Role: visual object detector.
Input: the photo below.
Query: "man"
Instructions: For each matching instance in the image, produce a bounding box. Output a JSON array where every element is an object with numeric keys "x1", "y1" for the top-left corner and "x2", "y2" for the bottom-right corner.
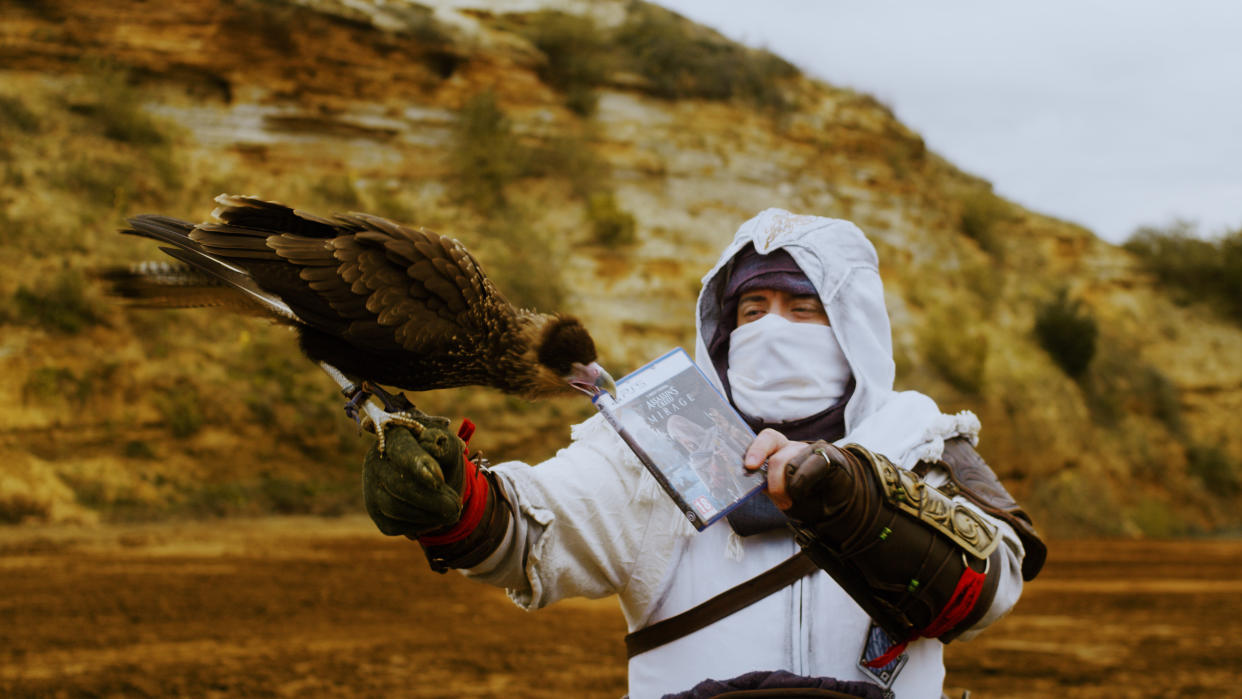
[{"x1": 363, "y1": 210, "x2": 1045, "y2": 698}]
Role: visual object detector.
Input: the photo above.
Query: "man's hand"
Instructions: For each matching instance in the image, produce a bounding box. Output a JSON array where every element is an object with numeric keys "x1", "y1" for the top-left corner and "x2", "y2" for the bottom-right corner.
[
  {"x1": 744, "y1": 430, "x2": 856, "y2": 515},
  {"x1": 743, "y1": 428, "x2": 815, "y2": 510},
  {"x1": 363, "y1": 423, "x2": 467, "y2": 538}
]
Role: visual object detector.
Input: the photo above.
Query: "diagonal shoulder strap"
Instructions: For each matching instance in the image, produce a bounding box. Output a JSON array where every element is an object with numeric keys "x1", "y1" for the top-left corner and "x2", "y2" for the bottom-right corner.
[{"x1": 625, "y1": 551, "x2": 820, "y2": 659}]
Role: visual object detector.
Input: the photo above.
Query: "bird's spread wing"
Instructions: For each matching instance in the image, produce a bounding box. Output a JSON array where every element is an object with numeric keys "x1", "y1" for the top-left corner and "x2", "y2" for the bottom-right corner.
[{"x1": 198, "y1": 196, "x2": 515, "y2": 355}]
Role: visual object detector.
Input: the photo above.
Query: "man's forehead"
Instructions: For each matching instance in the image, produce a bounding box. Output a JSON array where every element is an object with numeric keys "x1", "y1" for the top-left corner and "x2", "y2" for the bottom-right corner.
[{"x1": 739, "y1": 289, "x2": 821, "y2": 301}]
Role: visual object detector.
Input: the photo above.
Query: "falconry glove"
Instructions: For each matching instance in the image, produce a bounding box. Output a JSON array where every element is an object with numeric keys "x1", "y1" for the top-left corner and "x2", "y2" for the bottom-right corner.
[
  {"x1": 362, "y1": 420, "x2": 512, "y2": 573},
  {"x1": 363, "y1": 423, "x2": 465, "y2": 537},
  {"x1": 783, "y1": 441, "x2": 1011, "y2": 665}
]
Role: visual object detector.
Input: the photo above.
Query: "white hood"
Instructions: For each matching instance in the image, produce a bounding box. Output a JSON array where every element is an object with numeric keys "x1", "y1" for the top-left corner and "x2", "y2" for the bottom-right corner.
[{"x1": 694, "y1": 209, "x2": 978, "y2": 464}]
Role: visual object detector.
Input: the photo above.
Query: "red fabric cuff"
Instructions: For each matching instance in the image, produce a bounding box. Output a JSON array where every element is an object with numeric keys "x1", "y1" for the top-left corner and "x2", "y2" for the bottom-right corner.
[
  {"x1": 922, "y1": 565, "x2": 986, "y2": 638},
  {"x1": 418, "y1": 419, "x2": 488, "y2": 547},
  {"x1": 865, "y1": 565, "x2": 986, "y2": 669}
]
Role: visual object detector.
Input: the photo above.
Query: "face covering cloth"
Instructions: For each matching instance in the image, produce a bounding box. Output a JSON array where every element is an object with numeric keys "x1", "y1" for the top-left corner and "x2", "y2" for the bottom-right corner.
[{"x1": 727, "y1": 313, "x2": 852, "y2": 423}]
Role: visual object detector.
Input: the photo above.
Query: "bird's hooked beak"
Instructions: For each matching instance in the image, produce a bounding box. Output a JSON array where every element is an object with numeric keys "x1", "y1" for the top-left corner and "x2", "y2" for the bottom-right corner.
[{"x1": 568, "y1": 361, "x2": 617, "y2": 399}]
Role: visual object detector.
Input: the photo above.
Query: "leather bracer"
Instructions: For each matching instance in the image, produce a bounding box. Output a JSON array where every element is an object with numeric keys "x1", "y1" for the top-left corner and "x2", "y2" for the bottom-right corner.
[{"x1": 784, "y1": 442, "x2": 1004, "y2": 646}]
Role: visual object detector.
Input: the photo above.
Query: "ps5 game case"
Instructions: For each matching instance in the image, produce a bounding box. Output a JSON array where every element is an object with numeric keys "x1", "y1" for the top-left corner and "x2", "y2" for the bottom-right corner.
[{"x1": 593, "y1": 348, "x2": 766, "y2": 530}]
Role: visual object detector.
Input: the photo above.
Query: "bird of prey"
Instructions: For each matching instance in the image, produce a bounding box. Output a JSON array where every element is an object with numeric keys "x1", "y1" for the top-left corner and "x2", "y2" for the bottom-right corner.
[{"x1": 103, "y1": 194, "x2": 615, "y2": 451}]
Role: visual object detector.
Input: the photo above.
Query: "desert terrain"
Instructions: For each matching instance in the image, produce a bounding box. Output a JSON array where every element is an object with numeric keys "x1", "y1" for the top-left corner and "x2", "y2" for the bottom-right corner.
[{"x1": 3, "y1": 517, "x2": 1239, "y2": 698}]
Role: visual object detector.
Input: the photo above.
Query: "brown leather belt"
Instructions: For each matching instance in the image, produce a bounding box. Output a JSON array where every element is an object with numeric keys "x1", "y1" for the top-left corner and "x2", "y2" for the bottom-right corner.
[{"x1": 624, "y1": 552, "x2": 820, "y2": 659}]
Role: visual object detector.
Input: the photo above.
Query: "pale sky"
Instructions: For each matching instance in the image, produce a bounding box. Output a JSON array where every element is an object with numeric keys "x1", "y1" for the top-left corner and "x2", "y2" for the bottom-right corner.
[{"x1": 653, "y1": 0, "x2": 1242, "y2": 244}]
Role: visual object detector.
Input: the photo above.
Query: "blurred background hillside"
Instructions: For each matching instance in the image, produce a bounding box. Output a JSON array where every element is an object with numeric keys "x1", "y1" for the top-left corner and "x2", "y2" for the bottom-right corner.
[{"x1": 1, "y1": 0, "x2": 1240, "y2": 537}]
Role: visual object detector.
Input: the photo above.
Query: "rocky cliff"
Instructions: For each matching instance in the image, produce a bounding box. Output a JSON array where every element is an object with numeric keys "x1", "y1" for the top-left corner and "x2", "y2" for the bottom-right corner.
[{"x1": 2, "y1": 0, "x2": 1239, "y2": 536}]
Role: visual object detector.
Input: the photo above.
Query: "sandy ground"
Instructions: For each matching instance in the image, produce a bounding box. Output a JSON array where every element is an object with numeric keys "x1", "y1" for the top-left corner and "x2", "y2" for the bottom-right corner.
[{"x1": 3, "y1": 517, "x2": 1240, "y2": 698}]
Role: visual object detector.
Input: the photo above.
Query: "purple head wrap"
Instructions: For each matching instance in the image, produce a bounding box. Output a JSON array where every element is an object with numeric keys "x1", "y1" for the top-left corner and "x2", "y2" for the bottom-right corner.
[{"x1": 721, "y1": 245, "x2": 817, "y2": 301}]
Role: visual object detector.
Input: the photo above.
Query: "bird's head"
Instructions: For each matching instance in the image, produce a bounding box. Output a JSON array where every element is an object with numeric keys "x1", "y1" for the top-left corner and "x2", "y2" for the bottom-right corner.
[{"x1": 535, "y1": 316, "x2": 616, "y2": 399}]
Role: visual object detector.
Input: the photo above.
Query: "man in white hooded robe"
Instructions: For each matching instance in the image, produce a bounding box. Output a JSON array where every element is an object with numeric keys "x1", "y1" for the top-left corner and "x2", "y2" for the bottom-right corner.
[{"x1": 361, "y1": 211, "x2": 1045, "y2": 699}]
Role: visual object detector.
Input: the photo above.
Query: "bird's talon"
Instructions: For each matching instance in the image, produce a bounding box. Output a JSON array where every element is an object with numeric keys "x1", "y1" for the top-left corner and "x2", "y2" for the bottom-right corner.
[{"x1": 384, "y1": 413, "x2": 428, "y2": 437}]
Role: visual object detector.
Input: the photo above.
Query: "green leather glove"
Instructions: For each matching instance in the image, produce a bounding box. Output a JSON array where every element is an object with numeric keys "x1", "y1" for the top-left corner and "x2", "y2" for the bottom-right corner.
[{"x1": 363, "y1": 424, "x2": 466, "y2": 538}]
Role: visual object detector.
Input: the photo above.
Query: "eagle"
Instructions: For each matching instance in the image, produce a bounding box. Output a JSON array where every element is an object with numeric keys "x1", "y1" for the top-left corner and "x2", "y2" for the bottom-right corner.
[{"x1": 103, "y1": 195, "x2": 615, "y2": 451}]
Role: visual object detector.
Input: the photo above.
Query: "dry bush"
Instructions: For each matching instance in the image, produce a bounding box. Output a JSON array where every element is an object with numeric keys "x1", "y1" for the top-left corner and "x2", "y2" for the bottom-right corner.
[
  {"x1": 8, "y1": 270, "x2": 105, "y2": 334},
  {"x1": 173, "y1": 474, "x2": 357, "y2": 519},
  {"x1": 20, "y1": 364, "x2": 117, "y2": 407},
  {"x1": 920, "y1": 309, "x2": 988, "y2": 395},
  {"x1": 586, "y1": 192, "x2": 636, "y2": 247},
  {"x1": 957, "y1": 190, "x2": 1008, "y2": 257},
  {"x1": 1127, "y1": 496, "x2": 1193, "y2": 537},
  {"x1": 1081, "y1": 346, "x2": 1183, "y2": 433},
  {"x1": 1027, "y1": 470, "x2": 1126, "y2": 537},
  {"x1": 0, "y1": 492, "x2": 52, "y2": 525}
]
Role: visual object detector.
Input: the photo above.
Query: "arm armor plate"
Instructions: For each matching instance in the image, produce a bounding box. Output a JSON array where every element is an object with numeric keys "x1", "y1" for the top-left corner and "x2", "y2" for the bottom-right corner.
[
  {"x1": 784, "y1": 441, "x2": 1005, "y2": 644},
  {"x1": 916, "y1": 438, "x2": 1046, "y2": 582}
]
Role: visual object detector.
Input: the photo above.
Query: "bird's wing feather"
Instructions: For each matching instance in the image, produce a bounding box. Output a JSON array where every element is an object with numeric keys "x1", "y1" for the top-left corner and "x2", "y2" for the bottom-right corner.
[
  {"x1": 128, "y1": 196, "x2": 516, "y2": 360},
  {"x1": 198, "y1": 200, "x2": 514, "y2": 355},
  {"x1": 211, "y1": 195, "x2": 347, "y2": 238},
  {"x1": 321, "y1": 215, "x2": 515, "y2": 352}
]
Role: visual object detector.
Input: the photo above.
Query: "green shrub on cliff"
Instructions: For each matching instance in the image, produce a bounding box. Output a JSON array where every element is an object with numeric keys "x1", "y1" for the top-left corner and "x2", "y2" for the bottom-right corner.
[
  {"x1": 470, "y1": 215, "x2": 566, "y2": 314},
  {"x1": 921, "y1": 309, "x2": 988, "y2": 395},
  {"x1": 587, "y1": 192, "x2": 636, "y2": 247},
  {"x1": 512, "y1": 6, "x2": 797, "y2": 113},
  {"x1": 72, "y1": 59, "x2": 173, "y2": 147},
  {"x1": 9, "y1": 270, "x2": 103, "y2": 334},
  {"x1": 518, "y1": 11, "x2": 610, "y2": 116},
  {"x1": 0, "y1": 94, "x2": 40, "y2": 134},
  {"x1": 1187, "y1": 443, "x2": 1240, "y2": 497},
  {"x1": 450, "y1": 91, "x2": 523, "y2": 211},
  {"x1": 615, "y1": 4, "x2": 795, "y2": 110},
  {"x1": 958, "y1": 190, "x2": 1007, "y2": 257},
  {"x1": 1124, "y1": 221, "x2": 1242, "y2": 324},
  {"x1": 1034, "y1": 288, "x2": 1097, "y2": 379}
]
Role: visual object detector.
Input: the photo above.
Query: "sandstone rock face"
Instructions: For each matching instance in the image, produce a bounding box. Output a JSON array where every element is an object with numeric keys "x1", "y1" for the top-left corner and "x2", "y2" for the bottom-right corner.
[{"x1": 1, "y1": 0, "x2": 1238, "y2": 535}]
